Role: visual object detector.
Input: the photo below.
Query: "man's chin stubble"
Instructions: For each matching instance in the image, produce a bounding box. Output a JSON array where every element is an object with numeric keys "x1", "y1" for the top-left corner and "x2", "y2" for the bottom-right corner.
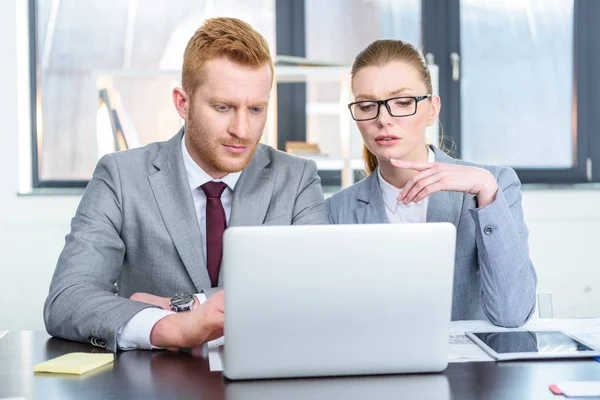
[{"x1": 214, "y1": 154, "x2": 254, "y2": 173}]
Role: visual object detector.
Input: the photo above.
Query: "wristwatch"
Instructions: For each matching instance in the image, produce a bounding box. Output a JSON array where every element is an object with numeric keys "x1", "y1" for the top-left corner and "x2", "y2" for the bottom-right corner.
[{"x1": 169, "y1": 293, "x2": 195, "y2": 312}]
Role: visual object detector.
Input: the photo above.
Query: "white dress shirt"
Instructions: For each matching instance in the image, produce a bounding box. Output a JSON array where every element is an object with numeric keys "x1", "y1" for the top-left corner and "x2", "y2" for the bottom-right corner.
[
  {"x1": 118, "y1": 135, "x2": 241, "y2": 350},
  {"x1": 378, "y1": 148, "x2": 435, "y2": 224}
]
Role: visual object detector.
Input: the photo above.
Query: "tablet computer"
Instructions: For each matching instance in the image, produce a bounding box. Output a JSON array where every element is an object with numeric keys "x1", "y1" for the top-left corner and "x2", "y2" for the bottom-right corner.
[{"x1": 465, "y1": 330, "x2": 600, "y2": 361}]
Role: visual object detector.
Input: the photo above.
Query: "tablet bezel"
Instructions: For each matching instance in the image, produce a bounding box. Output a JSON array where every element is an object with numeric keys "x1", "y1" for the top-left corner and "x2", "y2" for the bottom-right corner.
[{"x1": 465, "y1": 330, "x2": 600, "y2": 361}]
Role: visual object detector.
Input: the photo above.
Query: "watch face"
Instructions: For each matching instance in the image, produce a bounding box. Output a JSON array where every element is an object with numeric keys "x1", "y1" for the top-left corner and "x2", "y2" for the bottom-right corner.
[{"x1": 171, "y1": 293, "x2": 194, "y2": 306}]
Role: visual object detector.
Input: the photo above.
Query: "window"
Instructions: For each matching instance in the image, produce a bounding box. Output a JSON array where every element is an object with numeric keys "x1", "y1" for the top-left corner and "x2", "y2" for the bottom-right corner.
[
  {"x1": 424, "y1": 0, "x2": 600, "y2": 183},
  {"x1": 32, "y1": 0, "x2": 275, "y2": 186},
  {"x1": 31, "y1": 0, "x2": 600, "y2": 187},
  {"x1": 460, "y1": 0, "x2": 574, "y2": 168}
]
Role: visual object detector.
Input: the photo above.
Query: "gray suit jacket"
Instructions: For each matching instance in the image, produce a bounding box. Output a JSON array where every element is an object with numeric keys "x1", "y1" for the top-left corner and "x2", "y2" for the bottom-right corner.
[
  {"x1": 44, "y1": 129, "x2": 329, "y2": 351},
  {"x1": 327, "y1": 146, "x2": 537, "y2": 327}
]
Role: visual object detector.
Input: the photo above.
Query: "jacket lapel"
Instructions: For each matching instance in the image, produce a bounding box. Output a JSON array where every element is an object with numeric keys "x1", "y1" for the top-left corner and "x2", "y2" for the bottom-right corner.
[
  {"x1": 355, "y1": 171, "x2": 388, "y2": 224},
  {"x1": 219, "y1": 145, "x2": 273, "y2": 283},
  {"x1": 148, "y1": 129, "x2": 210, "y2": 291},
  {"x1": 229, "y1": 144, "x2": 274, "y2": 227},
  {"x1": 426, "y1": 146, "x2": 465, "y2": 227}
]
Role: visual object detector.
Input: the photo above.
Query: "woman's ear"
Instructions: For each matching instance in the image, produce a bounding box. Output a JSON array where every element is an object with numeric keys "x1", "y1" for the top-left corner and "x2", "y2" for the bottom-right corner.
[{"x1": 427, "y1": 95, "x2": 441, "y2": 127}]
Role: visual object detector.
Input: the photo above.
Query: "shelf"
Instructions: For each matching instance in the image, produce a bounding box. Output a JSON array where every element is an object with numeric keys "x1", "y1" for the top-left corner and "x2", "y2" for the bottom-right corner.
[
  {"x1": 296, "y1": 155, "x2": 365, "y2": 171},
  {"x1": 273, "y1": 65, "x2": 350, "y2": 82},
  {"x1": 92, "y1": 65, "x2": 350, "y2": 82},
  {"x1": 93, "y1": 62, "x2": 358, "y2": 187}
]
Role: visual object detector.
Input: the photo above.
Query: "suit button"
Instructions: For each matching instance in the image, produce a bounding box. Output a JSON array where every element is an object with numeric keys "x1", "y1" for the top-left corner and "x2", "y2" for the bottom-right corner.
[
  {"x1": 484, "y1": 226, "x2": 493, "y2": 235},
  {"x1": 90, "y1": 337, "x2": 106, "y2": 348}
]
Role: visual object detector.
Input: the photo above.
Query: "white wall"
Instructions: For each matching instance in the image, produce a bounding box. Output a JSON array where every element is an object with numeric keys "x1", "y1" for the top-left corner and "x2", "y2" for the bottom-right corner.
[
  {"x1": 1, "y1": 0, "x2": 599, "y2": 331},
  {"x1": 0, "y1": 0, "x2": 80, "y2": 330},
  {"x1": 524, "y1": 190, "x2": 600, "y2": 318}
]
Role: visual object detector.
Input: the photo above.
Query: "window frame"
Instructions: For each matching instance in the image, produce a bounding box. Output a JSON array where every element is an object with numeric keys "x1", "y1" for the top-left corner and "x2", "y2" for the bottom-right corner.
[
  {"x1": 275, "y1": 0, "x2": 308, "y2": 151},
  {"x1": 29, "y1": 0, "x2": 600, "y2": 187},
  {"x1": 29, "y1": 0, "x2": 297, "y2": 189},
  {"x1": 29, "y1": 0, "x2": 89, "y2": 188},
  {"x1": 423, "y1": 0, "x2": 599, "y2": 184}
]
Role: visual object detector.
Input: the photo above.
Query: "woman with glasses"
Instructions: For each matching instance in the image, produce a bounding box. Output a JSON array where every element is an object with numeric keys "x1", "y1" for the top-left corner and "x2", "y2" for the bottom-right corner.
[{"x1": 327, "y1": 39, "x2": 536, "y2": 328}]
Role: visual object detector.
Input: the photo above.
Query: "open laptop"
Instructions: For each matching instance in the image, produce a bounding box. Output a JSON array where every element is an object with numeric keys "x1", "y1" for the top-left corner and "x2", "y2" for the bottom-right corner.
[{"x1": 222, "y1": 223, "x2": 456, "y2": 380}]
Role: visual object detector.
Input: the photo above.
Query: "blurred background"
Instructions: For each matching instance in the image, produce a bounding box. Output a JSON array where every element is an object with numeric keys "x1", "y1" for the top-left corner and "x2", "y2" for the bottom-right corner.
[{"x1": 1, "y1": 0, "x2": 600, "y2": 330}]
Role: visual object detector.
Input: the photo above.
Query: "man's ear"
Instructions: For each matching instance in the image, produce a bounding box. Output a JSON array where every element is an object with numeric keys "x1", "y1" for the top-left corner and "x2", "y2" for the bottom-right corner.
[{"x1": 173, "y1": 87, "x2": 189, "y2": 120}]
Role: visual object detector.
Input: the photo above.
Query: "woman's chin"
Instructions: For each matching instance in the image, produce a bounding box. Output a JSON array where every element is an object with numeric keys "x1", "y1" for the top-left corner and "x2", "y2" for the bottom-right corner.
[{"x1": 375, "y1": 149, "x2": 408, "y2": 162}]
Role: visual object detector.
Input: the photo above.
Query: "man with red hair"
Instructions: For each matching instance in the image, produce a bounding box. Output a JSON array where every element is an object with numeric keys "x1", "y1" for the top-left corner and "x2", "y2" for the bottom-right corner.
[{"x1": 44, "y1": 17, "x2": 328, "y2": 351}]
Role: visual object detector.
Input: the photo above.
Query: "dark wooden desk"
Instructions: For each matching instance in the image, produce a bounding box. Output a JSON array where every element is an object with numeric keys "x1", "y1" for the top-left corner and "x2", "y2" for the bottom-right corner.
[{"x1": 1, "y1": 331, "x2": 600, "y2": 399}]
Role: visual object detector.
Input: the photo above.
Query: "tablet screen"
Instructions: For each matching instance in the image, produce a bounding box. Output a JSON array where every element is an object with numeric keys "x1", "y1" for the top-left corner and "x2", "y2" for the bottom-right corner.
[{"x1": 471, "y1": 331, "x2": 594, "y2": 354}]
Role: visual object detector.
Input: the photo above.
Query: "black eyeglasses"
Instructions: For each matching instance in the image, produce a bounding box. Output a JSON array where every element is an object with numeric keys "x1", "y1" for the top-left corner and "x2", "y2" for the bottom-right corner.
[{"x1": 348, "y1": 95, "x2": 432, "y2": 121}]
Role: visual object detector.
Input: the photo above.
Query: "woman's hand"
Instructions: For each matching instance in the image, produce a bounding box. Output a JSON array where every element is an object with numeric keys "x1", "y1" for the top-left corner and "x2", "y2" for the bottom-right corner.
[{"x1": 390, "y1": 159, "x2": 499, "y2": 207}]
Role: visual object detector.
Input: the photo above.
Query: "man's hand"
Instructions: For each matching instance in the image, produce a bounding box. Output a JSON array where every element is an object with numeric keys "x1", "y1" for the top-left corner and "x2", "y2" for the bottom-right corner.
[
  {"x1": 179, "y1": 291, "x2": 224, "y2": 344},
  {"x1": 149, "y1": 291, "x2": 224, "y2": 348}
]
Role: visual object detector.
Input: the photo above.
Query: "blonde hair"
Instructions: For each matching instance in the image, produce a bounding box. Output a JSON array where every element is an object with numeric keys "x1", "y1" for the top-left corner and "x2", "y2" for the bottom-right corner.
[
  {"x1": 351, "y1": 39, "x2": 433, "y2": 175},
  {"x1": 182, "y1": 17, "x2": 274, "y2": 97}
]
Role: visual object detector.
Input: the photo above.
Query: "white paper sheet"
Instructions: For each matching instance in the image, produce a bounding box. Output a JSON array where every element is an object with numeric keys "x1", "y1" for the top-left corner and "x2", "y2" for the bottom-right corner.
[
  {"x1": 448, "y1": 320, "x2": 496, "y2": 363},
  {"x1": 207, "y1": 318, "x2": 600, "y2": 371},
  {"x1": 525, "y1": 318, "x2": 600, "y2": 348},
  {"x1": 449, "y1": 318, "x2": 600, "y2": 363},
  {"x1": 208, "y1": 336, "x2": 225, "y2": 372},
  {"x1": 555, "y1": 381, "x2": 600, "y2": 397}
]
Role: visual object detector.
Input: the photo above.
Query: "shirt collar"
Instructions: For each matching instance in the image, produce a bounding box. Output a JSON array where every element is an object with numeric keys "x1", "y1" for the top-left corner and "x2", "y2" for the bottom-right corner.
[
  {"x1": 181, "y1": 134, "x2": 242, "y2": 191},
  {"x1": 378, "y1": 147, "x2": 435, "y2": 212}
]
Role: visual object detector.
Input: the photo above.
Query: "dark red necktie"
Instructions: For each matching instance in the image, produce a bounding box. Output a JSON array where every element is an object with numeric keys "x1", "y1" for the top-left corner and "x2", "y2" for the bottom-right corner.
[{"x1": 201, "y1": 181, "x2": 228, "y2": 287}]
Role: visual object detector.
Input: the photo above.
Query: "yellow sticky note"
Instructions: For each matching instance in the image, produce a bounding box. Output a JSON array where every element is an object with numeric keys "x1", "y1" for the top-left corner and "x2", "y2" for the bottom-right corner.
[{"x1": 34, "y1": 352, "x2": 114, "y2": 375}]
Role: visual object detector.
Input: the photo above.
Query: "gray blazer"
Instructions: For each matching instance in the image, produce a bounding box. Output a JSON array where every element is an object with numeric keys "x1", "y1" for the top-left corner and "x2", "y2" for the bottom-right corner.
[
  {"x1": 327, "y1": 146, "x2": 537, "y2": 327},
  {"x1": 44, "y1": 129, "x2": 329, "y2": 351}
]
